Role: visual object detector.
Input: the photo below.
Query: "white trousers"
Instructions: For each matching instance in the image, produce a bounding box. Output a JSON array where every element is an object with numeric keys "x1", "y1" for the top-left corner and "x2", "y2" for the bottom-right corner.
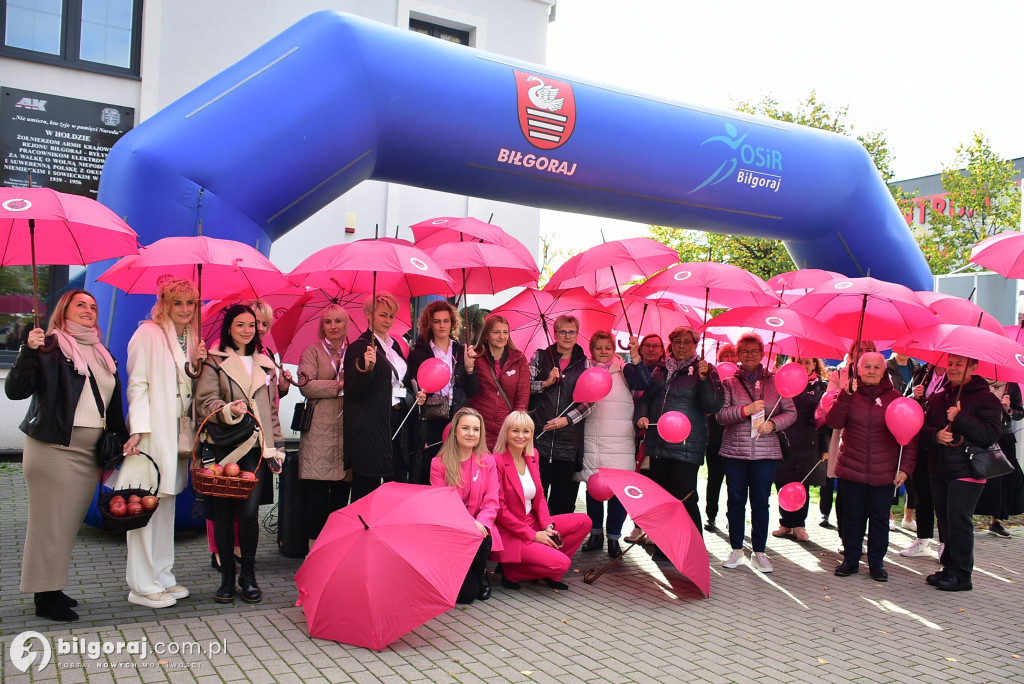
[{"x1": 126, "y1": 495, "x2": 177, "y2": 595}]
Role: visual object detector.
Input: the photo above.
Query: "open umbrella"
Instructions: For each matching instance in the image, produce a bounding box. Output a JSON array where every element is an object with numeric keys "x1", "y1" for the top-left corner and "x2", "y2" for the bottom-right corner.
[
  {"x1": 410, "y1": 215, "x2": 537, "y2": 268},
  {"x1": 627, "y1": 262, "x2": 781, "y2": 311},
  {"x1": 490, "y1": 287, "x2": 614, "y2": 356},
  {"x1": 294, "y1": 482, "x2": 482, "y2": 651},
  {"x1": 767, "y1": 268, "x2": 844, "y2": 303},
  {"x1": 969, "y1": 231, "x2": 1024, "y2": 277},
  {"x1": 701, "y1": 305, "x2": 849, "y2": 360},
  {"x1": 915, "y1": 291, "x2": 1006, "y2": 337},
  {"x1": 889, "y1": 324, "x2": 1024, "y2": 383},
  {"x1": 601, "y1": 294, "x2": 704, "y2": 350},
  {"x1": 0, "y1": 187, "x2": 138, "y2": 327},
  {"x1": 588, "y1": 469, "x2": 710, "y2": 598}
]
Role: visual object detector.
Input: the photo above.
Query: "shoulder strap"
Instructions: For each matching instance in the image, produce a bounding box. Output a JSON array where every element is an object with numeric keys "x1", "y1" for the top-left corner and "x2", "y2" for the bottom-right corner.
[
  {"x1": 87, "y1": 373, "x2": 110, "y2": 429},
  {"x1": 488, "y1": 358, "x2": 513, "y2": 411}
]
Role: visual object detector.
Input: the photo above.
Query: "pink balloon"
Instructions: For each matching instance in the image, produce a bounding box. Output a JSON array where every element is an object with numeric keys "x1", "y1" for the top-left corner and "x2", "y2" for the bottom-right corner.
[
  {"x1": 573, "y1": 367, "x2": 614, "y2": 403},
  {"x1": 885, "y1": 396, "x2": 925, "y2": 446},
  {"x1": 417, "y1": 357, "x2": 450, "y2": 394},
  {"x1": 657, "y1": 410, "x2": 691, "y2": 443},
  {"x1": 778, "y1": 482, "x2": 807, "y2": 512},
  {"x1": 716, "y1": 361, "x2": 738, "y2": 381},
  {"x1": 774, "y1": 362, "x2": 809, "y2": 398},
  {"x1": 587, "y1": 473, "x2": 614, "y2": 502}
]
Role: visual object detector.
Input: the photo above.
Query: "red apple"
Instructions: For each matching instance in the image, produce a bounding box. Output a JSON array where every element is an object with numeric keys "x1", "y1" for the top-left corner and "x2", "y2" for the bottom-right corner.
[
  {"x1": 127, "y1": 502, "x2": 143, "y2": 516},
  {"x1": 209, "y1": 463, "x2": 224, "y2": 477},
  {"x1": 239, "y1": 471, "x2": 257, "y2": 481},
  {"x1": 109, "y1": 501, "x2": 127, "y2": 517},
  {"x1": 197, "y1": 467, "x2": 215, "y2": 477},
  {"x1": 128, "y1": 494, "x2": 143, "y2": 505},
  {"x1": 223, "y1": 463, "x2": 241, "y2": 477},
  {"x1": 141, "y1": 495, "x2": 158, "y2": 511},
  {"x1": 109, "y1": 495, "x2": 126, "y2": 508}
]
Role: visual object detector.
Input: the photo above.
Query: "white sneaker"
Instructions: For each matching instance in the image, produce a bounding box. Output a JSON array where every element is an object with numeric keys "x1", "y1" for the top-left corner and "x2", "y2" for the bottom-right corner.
[
  {"x1": 901, "y1": 519, "x2": 918, "y2": 532},
  {"x1": 900, "y1": 539, "x2": 930, "y2": 557},
  {"x1": 752, "y1": 552, "x2": 774, "y2": 573},
  {"x1": 889, "y1": 519, "x2": 897, "y2": 531},
  {"x1": 128, "y1": 591, "x2": 176, "y2": 609},
  {"x1": 722, "y1": 549, "x2": 746, "y2": 568},
  {"x1": 163, "y1": 584, "x2": 190, "y2": 600},
  {"x1": 937, "y1": 543, "x2": 945, "y2": 563}
]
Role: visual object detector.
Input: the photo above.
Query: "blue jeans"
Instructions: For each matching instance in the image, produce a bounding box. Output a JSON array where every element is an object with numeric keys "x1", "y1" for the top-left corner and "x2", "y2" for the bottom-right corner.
[
  {"x1": 585, "y1": 493, "x2": 627, "y2": 539},
  {"x1": 722, "y1": 457, "x2": 779, "y2": 552}
]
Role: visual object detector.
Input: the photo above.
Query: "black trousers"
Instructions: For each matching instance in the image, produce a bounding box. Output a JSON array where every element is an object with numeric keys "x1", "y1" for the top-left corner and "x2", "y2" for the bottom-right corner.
[
  {"x1": 912, "y1": 452, "x2": 936, "y2": 540},
  {"x1": 819, "y1": 477, "x2": 835, "y2": 517},
  {"x1": 705, "y1": 450, "x2": 725, "y2": 522},
  {"x1": 538, "y1": 456, "x2": 580, "y2": 515},
  {"x1": 213, "y1": 451, "x2": 267, "y2": 562},
  {"x1": 350, "y1": 472, "x2": 394, "y2": 503},
  {"x1": 932, "y1": 477, "x2": 985, "y2": 580},
  {"x1": 301, "y1": 479, "x2": 350, "y2": 539},
  {"x1": 457, "y1": 535, "x2": 492, "y2": 604},
  {"x1": 839, "y1": 479, "x2": 891, "y2": 569},
  {"x1": 650, "y1": 458, "x2": 701, "y2": 533}
]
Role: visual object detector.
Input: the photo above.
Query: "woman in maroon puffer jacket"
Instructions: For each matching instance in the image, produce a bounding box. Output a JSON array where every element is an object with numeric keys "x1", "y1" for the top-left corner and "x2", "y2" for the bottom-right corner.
[
  {"x1": 469, "y1": 315, "x2": 530, "y2": 451},
  {"x1": 826, "y1": 352, "x2": 917, "y2": 582}
]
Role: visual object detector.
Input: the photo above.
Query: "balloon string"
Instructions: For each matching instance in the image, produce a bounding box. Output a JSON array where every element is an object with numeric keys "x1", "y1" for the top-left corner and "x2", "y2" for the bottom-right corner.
[
  {"x1": 893, "y1": 444, "x2": 904, "y2": 498},
  {"x1": 535, "y1": 403, "x2": 574, "y2": 440},
  {"x1": 799, "y1": 459, "x2": 823, "y2": 485}
]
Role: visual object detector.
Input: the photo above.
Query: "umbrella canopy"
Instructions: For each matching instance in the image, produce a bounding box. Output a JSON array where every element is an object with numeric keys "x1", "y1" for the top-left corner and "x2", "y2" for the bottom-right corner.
[
  {"x1": 787, "y1": 277, "x2": 940, "y2": 347},
  {"x1": 626, "y1": 262, "x2": 781, "y2": 310},
  {"x1": 295, "y1": 482, "x2": 482, "y2": 650},
  {"x1": 969, "y1": 231, "x2": 1024, "y2": 278},
  {"x1": 701, "y1": 306, "x2": 849, "y2": 360},
  {"x1": 289, "y1": 239, "x2": 456, "y2": 299},
  {"x1": 889, "y1": 324, "x2": 1024, "y2": 383},
  {"x1": 596, "y1": 468, "x2": 710, "y2": 598},
  {"x1": 0, "y1": 187, "x2": 138, "y2": 265},
  {"x1": 545, "y1": 237, "x2": 679, "y2": 295},
  {"x1": 98, "y1": 236, "x2": 291, "y2": 299},
  {"x1": 410, "y1": 216, "x2": 537, "y2": 270},
  {"x1": 601, "y1": 294, "x2": 704, "y2": 341},
  {"x1": 490, "y1": 287, "x2": 614, "y2": 356},
  {"x1": 767, "y1": 268, "x2": 844, "y2": 295},
  {"x1": 424, "y1": 241, "x2": 539, "y2": 295},
  {"x1": 915, "y1": 291, "x2": 1006, "y2": 337}
]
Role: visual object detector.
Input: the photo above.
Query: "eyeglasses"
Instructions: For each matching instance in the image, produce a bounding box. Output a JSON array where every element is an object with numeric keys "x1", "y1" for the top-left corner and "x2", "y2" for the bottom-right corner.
[
  {"x1": 556, "y1": 330, "x2": 578, "y2": 336},
  {"x1": 641, "y1": 343, "x2": 663, "y2": 349},
  {"x1": 737, "y1": 349, "x2": 762, "y2": 356}
]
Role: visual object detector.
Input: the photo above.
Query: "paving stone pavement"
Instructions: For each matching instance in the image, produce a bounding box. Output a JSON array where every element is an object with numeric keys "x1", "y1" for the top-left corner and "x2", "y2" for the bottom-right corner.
[{"x1": 2, "y1": 462, "x2": 1023, "y2": 683}]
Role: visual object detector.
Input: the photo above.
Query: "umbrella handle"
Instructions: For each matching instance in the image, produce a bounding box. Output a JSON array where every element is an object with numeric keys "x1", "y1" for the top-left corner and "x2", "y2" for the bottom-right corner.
[
  {"x1": 584, "y1": 535, "x2": 640, "y2": 584},
  {"x1": 185, "y1": 362, "x2": 202, "y2": 379},
  {"x1": 37, "y1": 336, "x2": 58, "y2": 354},
  {"x1": 617, "y1": 339, "x2": 631, "y2": 351},
  {"x1": 292, "y1": 370, "x2": 311, "y2": 387}
]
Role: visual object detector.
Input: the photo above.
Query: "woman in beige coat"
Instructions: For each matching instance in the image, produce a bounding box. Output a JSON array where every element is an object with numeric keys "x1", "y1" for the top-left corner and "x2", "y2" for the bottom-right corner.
[
  {"x1": 297, "y1": 303, "x2": 350, "y2": 548},
  {"x1": 196, "y1": 304, "x2": 285, "y2": 604},
  {"x1": 120, "y1": 278, "x2": 206, "y2": 610}
]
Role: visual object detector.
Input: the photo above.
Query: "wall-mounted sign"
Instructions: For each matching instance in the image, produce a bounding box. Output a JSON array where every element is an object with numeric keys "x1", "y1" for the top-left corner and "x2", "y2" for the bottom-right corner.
[{"x1": 1, "y1": 86, "x2": 134, "y2": 196}]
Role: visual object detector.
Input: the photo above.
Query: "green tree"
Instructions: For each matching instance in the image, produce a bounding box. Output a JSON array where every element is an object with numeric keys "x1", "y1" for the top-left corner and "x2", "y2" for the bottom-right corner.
[
  {"x1": 914, "y1": 131, "x2": 1021, "y2": 274},
  {"x1": 650, "y1": 91, "x2": 910, "y2": 280},
  {"x1": 538, "y1": 230, "x2": 580, "y2": 286}
]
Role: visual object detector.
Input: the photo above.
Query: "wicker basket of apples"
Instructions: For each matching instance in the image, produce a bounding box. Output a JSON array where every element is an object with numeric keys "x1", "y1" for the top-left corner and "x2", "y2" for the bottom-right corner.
[
  {"x1": 99, "y1": 451, "x2": 161, "y2": 532},
  {"x1": 190, "y1": 410, "x2": 263, "y2": 500}
]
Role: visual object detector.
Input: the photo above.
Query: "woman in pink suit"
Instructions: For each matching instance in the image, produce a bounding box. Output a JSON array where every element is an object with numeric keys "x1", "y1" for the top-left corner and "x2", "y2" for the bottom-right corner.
[
  {"x1": 491, "y1": 411, "x2": 590, "y2": 591},
  {"x1": 429, "y1": 407, "x2": 502, "y2": 604}
]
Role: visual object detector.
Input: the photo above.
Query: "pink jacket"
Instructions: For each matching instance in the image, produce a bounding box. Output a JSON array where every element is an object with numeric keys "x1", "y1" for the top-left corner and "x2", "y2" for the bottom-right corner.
[
  {"x1": 489, "y1": 449, "x2": 551, "y2": 563},
  {"x1": 430, "y1": 453, "x2": 504, "y2": 552}
]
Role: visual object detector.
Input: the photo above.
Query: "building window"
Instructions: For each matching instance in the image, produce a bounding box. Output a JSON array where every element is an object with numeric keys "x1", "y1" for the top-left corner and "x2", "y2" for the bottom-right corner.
[
  {"x1": 409, "y1": 18, "x2": 469, "y2": 46},
  {"x1": 1, "y1": 0, "x2": 142, "y2": 77}
]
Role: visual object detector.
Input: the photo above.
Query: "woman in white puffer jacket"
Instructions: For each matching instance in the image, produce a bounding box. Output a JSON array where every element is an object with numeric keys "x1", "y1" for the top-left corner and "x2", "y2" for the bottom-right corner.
[{"x1": 579, "y1": 330, "x2": 651, "y2": 558}]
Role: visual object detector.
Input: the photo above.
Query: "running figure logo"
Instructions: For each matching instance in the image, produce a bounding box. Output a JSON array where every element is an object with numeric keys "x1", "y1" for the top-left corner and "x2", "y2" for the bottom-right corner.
[
  {"x1": 690, "y1": 123, "x2": 747, "y2": 194},
  {"x1": 10, "y1": 631, "x2": 52, "y2": 673}
]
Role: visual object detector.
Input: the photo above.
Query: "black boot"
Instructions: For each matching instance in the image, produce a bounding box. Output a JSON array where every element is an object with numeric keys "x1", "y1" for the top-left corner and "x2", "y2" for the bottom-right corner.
[
  {"x1": 238, "y1": 558, "x2": 262, "y2": 603},
  {"x1": 477, "y1": 569, "x2": 492, "y2": 601},
  {"x1": 35, "y1": 591, "x2": 78, "y2": 622},
  {"x1": 215, "y1": 555, "x2": 236, "y2": 603},
  {"x1": 607, "y1": 539, "x2": 622, "y2": 558},
  {"x1": 581, "y1": 533, "x2": 603, "y2": 552}
]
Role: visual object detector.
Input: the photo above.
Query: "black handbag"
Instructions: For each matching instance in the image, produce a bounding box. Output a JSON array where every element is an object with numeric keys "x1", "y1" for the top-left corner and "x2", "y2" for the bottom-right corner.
[
  {"x1": 777, "y1": 431, "x2": 794, "y2": 461},
  {"x1": 291, "y1": 401, "x2": 314, "y2": 432},
  {"x1": 967, "y1": 443, "x2": 1015, "y2": 479},
  {"x1": 203, "y1": 363, "x2": 257, "y2": 447},
  {"x1": 88, "y1": 373, "x2": 124, "y2": 469},
  {"x1": 420, "y1": 395, "x2": 450, "y2": 421}
]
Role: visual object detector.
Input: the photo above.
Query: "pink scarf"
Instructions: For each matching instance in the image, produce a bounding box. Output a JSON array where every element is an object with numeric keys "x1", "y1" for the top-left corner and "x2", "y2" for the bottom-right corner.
[{"x1": 53, "y1": 321, "x2": 114, "y2": 376}]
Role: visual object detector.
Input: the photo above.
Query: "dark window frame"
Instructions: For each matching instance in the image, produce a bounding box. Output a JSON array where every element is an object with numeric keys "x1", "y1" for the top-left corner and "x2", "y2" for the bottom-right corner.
[
  {"x1": 409, "y1": 17, "x2": 470, "y2": 46},
  {"x1": 0, "y1": 0, "x2": 144, "y2": 79}
]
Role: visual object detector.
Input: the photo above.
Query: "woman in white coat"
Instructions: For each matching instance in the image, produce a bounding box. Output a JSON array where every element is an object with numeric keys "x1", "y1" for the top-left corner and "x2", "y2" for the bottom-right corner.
[
  {"x1": 579, "y1": 331, "x2": 649, "y2": 558},
  {"x1": 120, "y1": 278, "x2": 206, "y2": 609}
]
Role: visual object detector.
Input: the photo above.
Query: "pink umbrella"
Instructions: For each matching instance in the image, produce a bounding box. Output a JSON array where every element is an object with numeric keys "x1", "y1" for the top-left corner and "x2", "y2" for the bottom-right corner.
[
  {"x1": 288, "y1": 239, "x2": 455, "y2": 299},
  {"x1": 601, "y1": 295, "x2": 704, "y2": 348},
  {"x1": 424, "y1": 241, "x2": 538, "y2": 295},
  {"x1": 295, "y1": 482, "x2": 481, "y2": 651},
  {"x1": 969, "y1": 231, "x2": 1024, "y2": 278},
  {"x1": 627, "y1": 262, "x2": 781, "y2": 311},
  {"x1": 591, "y1": 469, "x2": 710, "y2": 598},
  {"x1": 410, "y1": 216, "x2": 537, "y2": 270},
  {"x1": 490, "y1": 287, "x2": 614, "y2": 356},
  {"x1": 701, "y1": 306, "x2": 848, "y2": 360},
  {"x1": 0, "y1": 187, "x2": 139, "y2": 326},
  {"x1": 915, "y1": 291, "x2": 1006, "y2": 337},
  {"x1": 890, "y1": 324, "x2": 1024, "y2": 383},
  {"x1": 767, "y1": 268, "x2": 845, "y2": 295}
]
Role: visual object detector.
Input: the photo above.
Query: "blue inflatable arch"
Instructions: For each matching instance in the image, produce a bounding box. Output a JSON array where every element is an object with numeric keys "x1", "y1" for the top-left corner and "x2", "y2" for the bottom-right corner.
[{"x1": 88, "y1": 10, "x2": 932, "y2": 363}]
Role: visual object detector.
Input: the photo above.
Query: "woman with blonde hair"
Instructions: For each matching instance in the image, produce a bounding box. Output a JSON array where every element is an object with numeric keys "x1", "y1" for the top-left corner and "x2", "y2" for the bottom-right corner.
[
  {"x1": 6, "y1": 289, "x2": 129, "y2": 621},
  {"x1": 491, "y1": 411, "x2": 590, "y2": 590},
  {"x1": 297, "y1": 303, "x2": 350, "y2": 547},
  {"x1": 119, "y1": 278, "x2": 207, "y2": 609},
  {"x1": 429, "y1": 407, "x2": 502, "y2": 603}
]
